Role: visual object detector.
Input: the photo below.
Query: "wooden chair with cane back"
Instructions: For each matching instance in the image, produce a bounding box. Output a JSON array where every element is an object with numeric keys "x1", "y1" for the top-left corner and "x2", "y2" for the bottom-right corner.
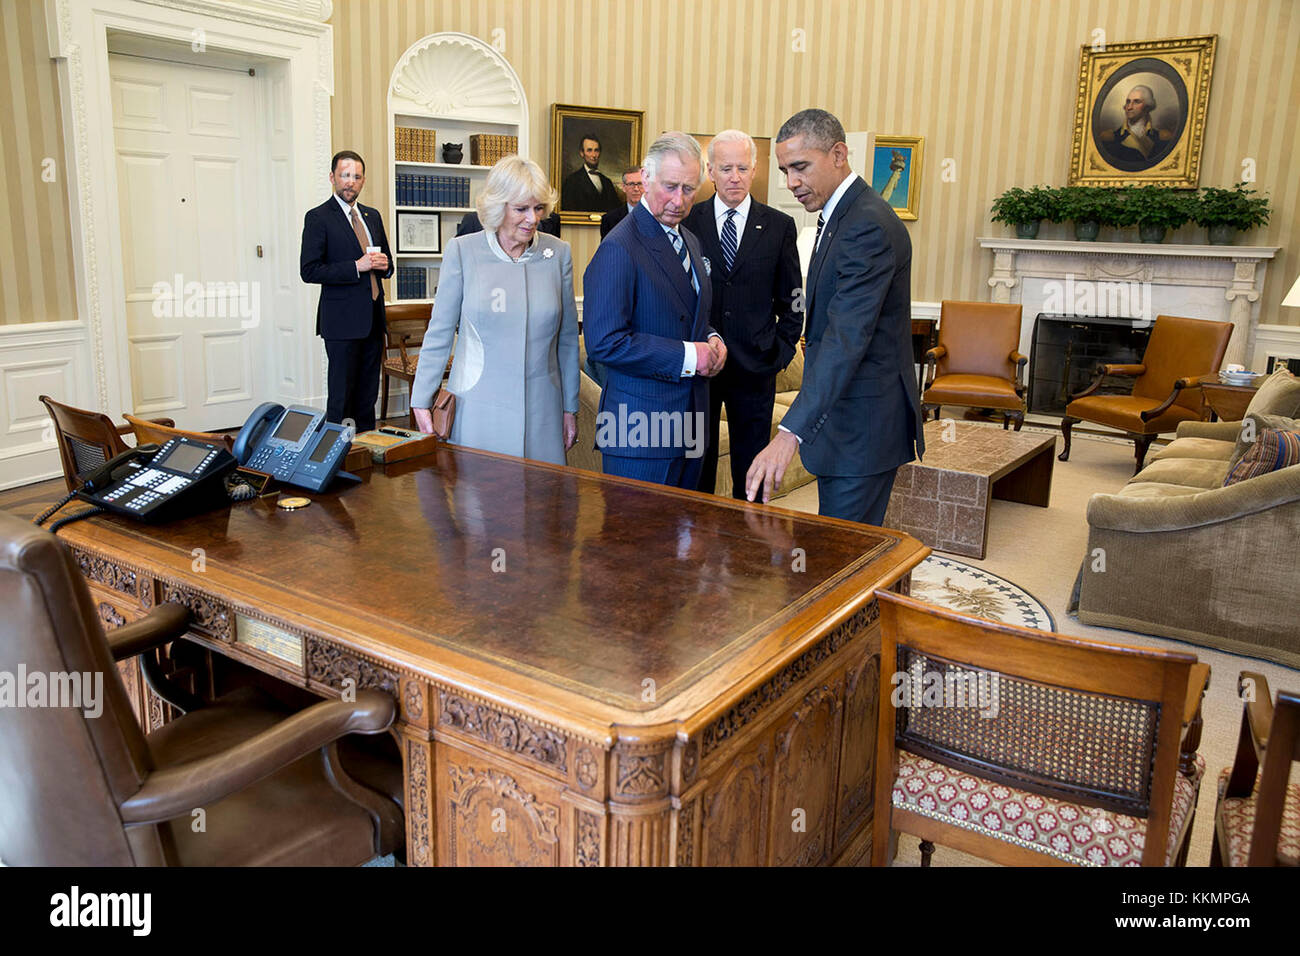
[
  {"x1": 122, "y1": 413, "x2": 236, "y2": 455},
  {"x1": 39, "y1": 395, "x2": 175, "y2": 492},
  {"x1": 872, "y1": 589, "x2": 1209, "y2": 867},
  {"x1": 1212, "y1": 672, "x2": 1300, "y2": 866},
  {"x1": 380, "y1": 302, "x2": 433, "y2": 425}
]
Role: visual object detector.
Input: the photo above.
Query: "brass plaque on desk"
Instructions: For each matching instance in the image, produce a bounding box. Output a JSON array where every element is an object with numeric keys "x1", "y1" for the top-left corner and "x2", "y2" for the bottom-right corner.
[{"x1": 235, "y1": 613, "x2": 303, "y2": 667}]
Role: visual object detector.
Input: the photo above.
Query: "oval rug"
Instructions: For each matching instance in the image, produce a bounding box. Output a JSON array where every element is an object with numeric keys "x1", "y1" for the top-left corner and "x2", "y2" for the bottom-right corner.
[{"x1": 907, "y1": 555, "x2": 1055, "y2": 632}]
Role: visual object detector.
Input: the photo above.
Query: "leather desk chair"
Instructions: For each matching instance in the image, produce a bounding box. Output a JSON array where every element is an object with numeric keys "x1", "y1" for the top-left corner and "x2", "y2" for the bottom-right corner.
[
  {"x1": 1212, "y1": 672, "x2": 1300, "y2": 866},
  {"x1": 872, "y1": 590, "x2": 1209, "y2": 867},
  {"x1": 381, "y1": 302, "x2": 433, "y2": 425},
  {"x1": 921, "y1": 301, "x2": 1027, "y2": 431},
  {"x1": 40, "y1": 395, "x2": 174, "y2": 492},
  {"x1": 0, "y1": 512, "x2": 403, "y2": 866},
  {"x1": 1059, "y1": 315, "x2": 1233, "y2": 473},
  {"x1": 123, "y1": 413, "x2": 236, "y2": 454}
]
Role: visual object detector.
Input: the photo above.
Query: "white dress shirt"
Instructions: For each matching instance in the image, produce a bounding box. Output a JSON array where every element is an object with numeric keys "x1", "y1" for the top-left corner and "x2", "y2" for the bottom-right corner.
[
  {"x1": 336, "y1": 193, "x2": 374, "y2": 277},
  {"x1": 712, "y1": 192, "x2": 751, "y2": 246}
]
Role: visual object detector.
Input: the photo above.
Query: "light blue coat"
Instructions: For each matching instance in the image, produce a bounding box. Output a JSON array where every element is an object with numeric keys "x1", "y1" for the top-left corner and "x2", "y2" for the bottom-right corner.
[{"x1": 411, "y1": 231, "x2": 580, "y2": 465}]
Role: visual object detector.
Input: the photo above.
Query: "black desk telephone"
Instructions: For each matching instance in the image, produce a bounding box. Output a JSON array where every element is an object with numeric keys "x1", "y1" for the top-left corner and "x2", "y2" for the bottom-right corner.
[
  {"x1": 77, "y1": 438, "x2": 237, "y2": 523},
  {"x1": 72, "y1": 403, "x2": 352, "y2": 524}
]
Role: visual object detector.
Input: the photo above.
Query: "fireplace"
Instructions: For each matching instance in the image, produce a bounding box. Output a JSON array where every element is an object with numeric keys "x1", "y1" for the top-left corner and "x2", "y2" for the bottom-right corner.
[{"x1": 1028, "y1": 313, "x2": 1153, "y2": 416}]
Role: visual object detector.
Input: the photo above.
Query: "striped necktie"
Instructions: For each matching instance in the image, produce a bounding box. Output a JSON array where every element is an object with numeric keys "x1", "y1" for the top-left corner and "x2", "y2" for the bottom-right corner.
[
  {"x1": 668, "y1": 229, "x2": 697, "y2": 292},
  {"x1": 814, "y1": 212, "x2": 826, "y2": 250},
  {"x1": 720, "y1": 208, "x2": 738, "y2": 271}
]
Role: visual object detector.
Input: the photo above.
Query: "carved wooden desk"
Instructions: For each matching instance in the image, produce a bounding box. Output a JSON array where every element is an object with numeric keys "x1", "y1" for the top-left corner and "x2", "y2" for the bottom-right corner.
[{"x1": 60, "y1": 446, "x2": 927, "y2": 866}]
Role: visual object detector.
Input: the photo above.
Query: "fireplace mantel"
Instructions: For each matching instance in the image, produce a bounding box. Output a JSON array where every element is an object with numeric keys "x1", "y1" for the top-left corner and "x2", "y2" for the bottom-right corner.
[{"x1": 978, "y1": 237, "x2": 1281, "y2": 368}]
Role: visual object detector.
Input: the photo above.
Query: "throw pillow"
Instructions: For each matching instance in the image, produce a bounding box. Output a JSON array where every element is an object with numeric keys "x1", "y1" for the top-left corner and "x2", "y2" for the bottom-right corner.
[
  {"x1": 1223, "y1": 427, "x2": 1300, "y2": 486},
  {"x1": 1226, "y1": 412, "x2": 1300, "y2": 472},
  {"x1": 1244, "y1": 367, "x2": 1300, "y2": 418}
]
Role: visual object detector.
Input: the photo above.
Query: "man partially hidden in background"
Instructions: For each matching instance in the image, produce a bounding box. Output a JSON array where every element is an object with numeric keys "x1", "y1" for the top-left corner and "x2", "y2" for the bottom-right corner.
[
  {"x1": 300, "y1": 150, "x2": 394, "y2": 432},
  {"x1": 746, "y1": 109, "x2": 924, "y2": 525}
]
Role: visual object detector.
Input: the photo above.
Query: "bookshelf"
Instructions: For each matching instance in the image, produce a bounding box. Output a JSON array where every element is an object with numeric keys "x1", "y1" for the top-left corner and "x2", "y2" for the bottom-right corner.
[{"x1": 387, "y1": 32, "x2": 530, "y2": 304}]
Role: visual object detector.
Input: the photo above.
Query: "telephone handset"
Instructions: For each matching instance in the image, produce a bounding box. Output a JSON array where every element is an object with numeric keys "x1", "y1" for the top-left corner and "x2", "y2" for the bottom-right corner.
[
  {"x1": 80, "y1": 444, "x2": 160, "y2": 493},
  {"x1": 76, "y1": 438, "x2": 237, "y2": 523},
  {"x1": 232, "y1": 402, "x2": 352, "y2": 492}
]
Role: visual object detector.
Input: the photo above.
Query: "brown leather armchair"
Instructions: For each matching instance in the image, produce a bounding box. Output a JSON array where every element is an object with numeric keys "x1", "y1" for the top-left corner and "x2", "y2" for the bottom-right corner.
[
  {"x1": 0, "y1": 512, "x2": 403, "y2": 865},
  {"x1": 921, "y1": 301, "x2": 1027, "y2": 430},
  {"x1": 1059, "y1": 314, "x2": 1232, "y2": 473}
]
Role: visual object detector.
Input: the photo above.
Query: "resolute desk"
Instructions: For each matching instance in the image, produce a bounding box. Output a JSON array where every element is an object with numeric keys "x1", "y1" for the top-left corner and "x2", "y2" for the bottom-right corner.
[{"x1": 60, "y1": 446, "x2": 927, "y2": 866}]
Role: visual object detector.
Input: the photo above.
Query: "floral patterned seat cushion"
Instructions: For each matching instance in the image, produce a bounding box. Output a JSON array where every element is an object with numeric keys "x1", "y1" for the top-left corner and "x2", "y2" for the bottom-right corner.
[
  {"x1": 1215, "y1": 767, "x2": 1300, "y2": 866},
  {"x1": 892, "y1": 749, "x2": 1204, "y2": 866}
]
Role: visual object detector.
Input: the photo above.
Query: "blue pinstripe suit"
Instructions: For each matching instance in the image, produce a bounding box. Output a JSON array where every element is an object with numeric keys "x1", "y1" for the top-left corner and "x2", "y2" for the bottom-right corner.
[{"x1": 583, "y1": 202, "x2": 716, "y2": 488}]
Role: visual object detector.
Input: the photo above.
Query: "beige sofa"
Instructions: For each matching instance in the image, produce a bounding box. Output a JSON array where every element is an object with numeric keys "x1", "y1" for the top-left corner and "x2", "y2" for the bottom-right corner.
[
  {"x1": 1073, "y1": 415, "x2": 1300, "y2": 667},
  {"x1": 567, "y1": 338, "x2": 815, "y2": 499}
]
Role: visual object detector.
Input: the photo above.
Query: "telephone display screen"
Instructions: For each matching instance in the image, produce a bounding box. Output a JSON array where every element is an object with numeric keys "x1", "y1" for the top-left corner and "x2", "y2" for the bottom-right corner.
[
  {"x1": 156, "y1": 441, "x2": 211, "y2": 475},
  {"x1": 272, "y1": 411, "x2": 314, "y2": 444},
  {"x1": 309, "y1": 433, "x2": 337, "y2": 464}
]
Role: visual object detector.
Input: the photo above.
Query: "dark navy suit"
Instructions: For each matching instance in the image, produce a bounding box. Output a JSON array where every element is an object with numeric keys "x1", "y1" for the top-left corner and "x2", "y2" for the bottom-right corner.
[
  {"x1": 583, "y1": 202, "x2": 715, "y2": 489},
  {"x1": 780, "y1": 176, "x2": 924, "y2": 524},
  {"x1": 300, "y1": 196, "x2": 394, "y2": 431}
]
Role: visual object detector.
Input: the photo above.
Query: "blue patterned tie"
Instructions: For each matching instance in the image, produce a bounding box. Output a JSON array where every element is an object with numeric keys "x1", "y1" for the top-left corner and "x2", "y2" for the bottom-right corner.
[
  {"x1": 721, "y1": 208, "x2": 738, "y2": 271},
  {"x1": 814, "y1": 212, "x2": 825, "y2": 249}
]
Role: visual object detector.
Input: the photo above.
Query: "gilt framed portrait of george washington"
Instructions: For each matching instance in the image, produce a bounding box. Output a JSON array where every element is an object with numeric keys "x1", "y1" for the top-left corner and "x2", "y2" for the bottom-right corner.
[{"x1": 1069, "y1": 34, "x2": 1216, "y2": 188}]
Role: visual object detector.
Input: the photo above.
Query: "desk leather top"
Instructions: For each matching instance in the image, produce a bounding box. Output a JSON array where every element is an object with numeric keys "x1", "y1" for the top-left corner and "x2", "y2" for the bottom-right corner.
[{"x1": 66, "y1": 447, "x2": 916, "y2": 712}]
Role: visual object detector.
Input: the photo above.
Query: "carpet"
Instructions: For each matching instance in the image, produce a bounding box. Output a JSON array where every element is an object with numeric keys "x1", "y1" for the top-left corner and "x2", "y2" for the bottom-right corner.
[{"x1": 909, "y1": 554, "x2": 1055, "y2": 631}]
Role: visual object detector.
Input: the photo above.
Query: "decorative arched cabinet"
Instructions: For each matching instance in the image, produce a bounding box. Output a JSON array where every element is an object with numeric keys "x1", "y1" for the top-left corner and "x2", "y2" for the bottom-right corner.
[{"x1": 387, "y1": 32, "x2": 529, "y2": 303}]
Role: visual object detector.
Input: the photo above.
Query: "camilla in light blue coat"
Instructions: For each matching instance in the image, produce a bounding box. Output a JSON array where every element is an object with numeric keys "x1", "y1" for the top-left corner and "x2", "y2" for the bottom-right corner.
[{"x1": 411, "y1": 156, "x2": 580, "y2": 465}]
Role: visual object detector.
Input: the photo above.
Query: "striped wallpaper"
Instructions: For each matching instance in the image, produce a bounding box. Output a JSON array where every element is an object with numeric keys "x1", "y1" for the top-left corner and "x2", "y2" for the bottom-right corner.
[
  {"x1": 4, "y1": 1, "x2": 1298, "y2": 325},
  {"x1": 329, "y1": 0, "x2": 1300, "y2": 319},
  {"x1": 0, "y1": 0, "x2": 78, "y2": 325}
]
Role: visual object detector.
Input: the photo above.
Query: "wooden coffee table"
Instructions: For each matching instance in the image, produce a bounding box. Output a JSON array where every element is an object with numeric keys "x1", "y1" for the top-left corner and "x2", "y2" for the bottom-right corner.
[{"x1": 883, "y1": 420, "x2": 1056, "y2": 559}]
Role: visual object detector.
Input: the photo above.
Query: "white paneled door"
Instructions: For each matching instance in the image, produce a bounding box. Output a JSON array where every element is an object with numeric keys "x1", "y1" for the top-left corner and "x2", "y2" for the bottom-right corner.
[{"x1": 109, "y1": 54, "x2": 266, "y2": 430}]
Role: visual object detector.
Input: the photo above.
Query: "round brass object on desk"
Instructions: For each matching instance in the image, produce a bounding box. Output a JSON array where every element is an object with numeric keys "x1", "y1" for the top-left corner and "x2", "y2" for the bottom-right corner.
[{"x1": 276, "y1": 496, "x2": 312, "y2": 511}]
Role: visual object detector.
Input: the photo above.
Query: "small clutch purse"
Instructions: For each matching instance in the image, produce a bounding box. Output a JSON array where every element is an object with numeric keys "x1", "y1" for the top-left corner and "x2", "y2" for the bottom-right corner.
[{"x1": 431, "y1": 387, "x2": 456, "y2": 440}]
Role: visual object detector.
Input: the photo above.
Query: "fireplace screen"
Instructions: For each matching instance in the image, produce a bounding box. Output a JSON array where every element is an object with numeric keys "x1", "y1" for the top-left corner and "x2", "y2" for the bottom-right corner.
[{"x1": 1028, "y1": 314, "x2": 1153, "y2": 416}]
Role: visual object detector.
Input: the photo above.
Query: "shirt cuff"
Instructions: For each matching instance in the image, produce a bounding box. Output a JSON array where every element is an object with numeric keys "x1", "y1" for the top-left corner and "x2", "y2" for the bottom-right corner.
[
  {"x1": 682, "y1": 342, "x2": 696, "y2": 377},
  {"x1": 777, "y1": 424, "x2": 802, "y2": 444}
]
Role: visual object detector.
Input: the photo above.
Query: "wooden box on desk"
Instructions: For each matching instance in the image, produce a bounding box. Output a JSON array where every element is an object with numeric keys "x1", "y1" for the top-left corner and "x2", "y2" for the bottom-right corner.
[{"x1": 351, "y1": 428, "x2": 439, "y2": 464}]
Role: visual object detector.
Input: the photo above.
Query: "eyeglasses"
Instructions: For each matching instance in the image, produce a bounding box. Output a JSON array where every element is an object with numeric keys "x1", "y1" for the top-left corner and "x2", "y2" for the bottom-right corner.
[{"x1": 622, "y1": 181, "x2": 645, "y2": 189}]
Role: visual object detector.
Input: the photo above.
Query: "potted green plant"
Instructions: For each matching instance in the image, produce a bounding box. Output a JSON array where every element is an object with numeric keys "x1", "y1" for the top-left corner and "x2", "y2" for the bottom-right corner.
[
  {"x1": 1192, "y1": 183, "x2": 1271, "y2": 244},
  {"x1": 990, "y1": 185, "x2": 1057, "y2": 239},
  {"x1": 1055, "y1": 186, "x2": 1119, "y2": 241},
  {"x1": 1115, "y1": 185, "x2": 1193, "y2": 243}
]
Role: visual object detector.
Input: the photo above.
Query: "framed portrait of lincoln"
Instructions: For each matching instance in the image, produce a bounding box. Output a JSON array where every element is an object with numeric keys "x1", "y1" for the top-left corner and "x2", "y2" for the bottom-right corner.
[
  {"x1": 550, "y1": 104, "x2": 644, "y2": 226},
  {"x1": 1069, "y1": 35, "x2": 1216, "y2": 188}
]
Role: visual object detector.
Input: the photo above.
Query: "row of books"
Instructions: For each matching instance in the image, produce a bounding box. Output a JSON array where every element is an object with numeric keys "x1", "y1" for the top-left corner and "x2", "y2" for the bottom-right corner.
[
  {"x1": 469, "y1": 133, "x2": 519, "y2": 166},
  {"x1": 394, "y1": 126, "x2": 438, "y2": 163},
  {"x1": 396, "y1": 174, "x2": 470, "y2": 208},
  {"x1": 395, "y1": 266, "x2": 429, "y2": 300}
]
